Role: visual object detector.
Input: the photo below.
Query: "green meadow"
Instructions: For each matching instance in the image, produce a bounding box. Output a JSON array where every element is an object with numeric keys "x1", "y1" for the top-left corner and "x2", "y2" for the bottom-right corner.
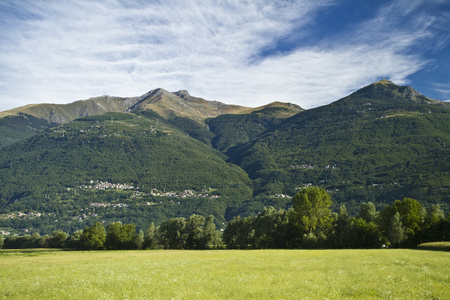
[{"x1": 1, "y1": 249, "x2": 449, "y2": 299}]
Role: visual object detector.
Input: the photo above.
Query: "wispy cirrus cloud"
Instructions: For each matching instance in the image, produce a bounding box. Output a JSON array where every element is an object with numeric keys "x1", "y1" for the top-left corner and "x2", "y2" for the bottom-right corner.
[{"x1": 0, "y1": 0, "x2": 447, "y2": 111}]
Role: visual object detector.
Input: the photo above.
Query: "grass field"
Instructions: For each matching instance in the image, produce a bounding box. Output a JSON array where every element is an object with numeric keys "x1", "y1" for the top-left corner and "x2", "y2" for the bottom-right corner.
[{"x1": 1, "y1": 249, "x2": 449, "y2": 299}]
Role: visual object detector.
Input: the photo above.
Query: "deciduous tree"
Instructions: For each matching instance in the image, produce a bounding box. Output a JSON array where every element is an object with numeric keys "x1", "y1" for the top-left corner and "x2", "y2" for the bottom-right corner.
[
  {"x1": 223, "y1": 216, "x2": 254, "y2": 249},
  {"x1": 185, "y1": 214, "x2": 205, "y2": 250},
  {"x1": 389, "y1": 212, "x2": 405, "y2": 247},
  {"x1": 81, "y1": 222, "x2": 106, "y2": 250},
  {"x1": 143, "y1": 222, "x2": 156, "y2": 249},
  {"x1": 67, "y1": 230, "x2": 83, "y2": 250},
  {"x1": 359, "y1": 202, "x2": 377, "y2": 223},
  {"x1": 157, "y1": 217, "x2": 186, "y2": 249},
  {"x1": 105, "y1": 222, "x2": 138, "y2": 250},
  {"x1": 290, "y1": 186, "x2": 334, "y2": 236},
  {"x1": 392, "y1": 198, "x2": 423, "y2": 237},
  {"x1": 50, "y1": 230, "x2": 68, "y2": 248},
  {"x1": 202, "y1": 215, "x2": 220, "y2": 249}
]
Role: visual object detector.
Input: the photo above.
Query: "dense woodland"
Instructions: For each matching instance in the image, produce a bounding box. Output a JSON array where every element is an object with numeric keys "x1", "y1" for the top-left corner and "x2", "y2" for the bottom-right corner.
[
  {"x1": 2, "y1": 187, "x2": 449, "y2": 250},
  {"x1": 0, "y1": 81, "x2": 449, "y2": 236}
]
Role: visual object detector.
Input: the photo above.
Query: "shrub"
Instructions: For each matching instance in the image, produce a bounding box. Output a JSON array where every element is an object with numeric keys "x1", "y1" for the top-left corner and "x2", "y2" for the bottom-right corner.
[{"x1": 417, "y1": 241, "x2": 450, "y2": 251}]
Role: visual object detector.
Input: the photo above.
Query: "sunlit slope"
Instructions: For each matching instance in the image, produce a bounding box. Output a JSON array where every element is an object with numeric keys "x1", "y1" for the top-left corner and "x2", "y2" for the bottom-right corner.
[
  {"x1": 128, "y1": 88, "x2": 302, "y2": 124},
  {"x1": 0, "y1": 89, "x2": 301, "y2": 148},
  {"x1": 227, "y1": 80, "x2": 450, "y2": 206},
  {"x1": 0, "y1": 96, "x2": 140, "y2": 123},
  {"x1": 0, "y1": 112, "x2": 252, "y2": 210}
]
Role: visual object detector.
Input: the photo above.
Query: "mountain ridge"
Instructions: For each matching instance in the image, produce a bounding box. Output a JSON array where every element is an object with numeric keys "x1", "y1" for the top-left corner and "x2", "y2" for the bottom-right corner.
[
  {"x1": 0, "y1": 89, "x2": 302, "y2": 148},
  {"x1": 0, "y1": 80, "x2": 449, "y2": 234},
  {"x1": 226, "y1": 80, "x2": 450, "y2": 210},
  {"x1": 128, "y1": 88, "x2": 302, "y2": 124}
]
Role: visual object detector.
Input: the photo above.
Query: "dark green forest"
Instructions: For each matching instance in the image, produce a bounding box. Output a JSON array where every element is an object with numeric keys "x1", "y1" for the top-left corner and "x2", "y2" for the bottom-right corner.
[
  {"x1": 227, "y1": 81, "x2": 450, "y2": 213},
  {"x1": 0, "y1": 81, "x2": 449, "y2": 237},
  {"x1": 2, "y1": 187, "x2": 449, "y2": 250}
]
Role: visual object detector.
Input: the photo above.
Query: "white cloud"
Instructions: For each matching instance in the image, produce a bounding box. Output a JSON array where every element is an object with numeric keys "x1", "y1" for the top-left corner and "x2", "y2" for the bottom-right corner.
[
  {"x1": 189, "y1": 46, "x2": 424, "y2": 108},
  {"x1": 0, "y1": 0, "x2": 445, "y2": 111}
]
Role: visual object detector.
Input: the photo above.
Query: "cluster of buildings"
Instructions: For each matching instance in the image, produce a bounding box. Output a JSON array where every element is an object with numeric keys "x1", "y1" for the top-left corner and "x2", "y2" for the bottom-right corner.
[
  {"x1": 289, "y1": 164, "x2": 316, "y2": 169},
  {"x1": 79, "y1": 180, "x2": 136, "y2": 190},
  {"x1": 77, "y1": 180, "x2": 222, "y2": 200},
  {"x1": 149, "y1": 188, "x2": 220, "y2": 199},
  {"x1": 289, "y1": 164, "x2": 337, "y2": 170},
  {"x1": 296, "y1": 183, "x2": 313, "y2": 190},
  {"x1": 4, "y1": 211, "x2": 42, "y2": 219},
  {"x1": 74, "y1": 212, "x2": 98, "y2": 222},
  {"x1": 89, "y1": 203, "x2": 128, "y2": 208},
  {"x1": 274, "y1": 193, "x2": 292, "y2": 199}
]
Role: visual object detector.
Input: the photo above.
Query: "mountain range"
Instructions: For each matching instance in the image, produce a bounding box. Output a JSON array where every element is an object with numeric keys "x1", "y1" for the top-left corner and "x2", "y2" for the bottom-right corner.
[{"x1": 0, "y1": 80, "x2": 448, "y2": 234}]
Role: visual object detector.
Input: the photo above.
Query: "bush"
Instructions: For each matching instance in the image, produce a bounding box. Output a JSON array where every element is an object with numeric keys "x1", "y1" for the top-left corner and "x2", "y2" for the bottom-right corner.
[{"x1": 417, "y1": 241, "x2": 450, "y2": 252}]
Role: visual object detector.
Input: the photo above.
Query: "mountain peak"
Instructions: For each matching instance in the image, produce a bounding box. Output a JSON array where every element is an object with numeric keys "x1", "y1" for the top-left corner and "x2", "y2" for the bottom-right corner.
[
  {"x1": 373, "y1": 79, "x2": 395, "y2": 86},
  {"x1": 348, "y1": 80, "x2": 448, "y2": 107},
  {"x1": 174, "y1": 90, "x2": 190, "y2": 99},
  {"x1": 146, "y1": 88, "x2": 171, "y2": 98}
]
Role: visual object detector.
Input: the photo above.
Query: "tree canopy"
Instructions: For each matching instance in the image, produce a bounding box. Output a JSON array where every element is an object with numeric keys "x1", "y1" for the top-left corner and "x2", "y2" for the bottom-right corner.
[{"x1": 291, "y1": 186, "x2": 334, "y2": 236}]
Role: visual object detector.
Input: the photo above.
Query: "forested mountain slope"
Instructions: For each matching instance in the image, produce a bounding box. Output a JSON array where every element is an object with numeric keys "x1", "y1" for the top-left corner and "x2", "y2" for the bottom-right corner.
[
  {"x1": 0, "y1": 95, "x2": 140, "y2": 148},
  {"x1": 0, "y1": 111, "x2": 252, "y2": 232},
  {"x1": 227, "y1": 80, "x2": 450, "y2": 213},
  {"x1": 206, "y1": 104, "x2": 303, "y2": 152},
  {"x1": 0, "y1": 89, "x2": 300, "y2": 148},
  {"x1": 0, "y1": 80, "x2": 449, "y2": 234}
]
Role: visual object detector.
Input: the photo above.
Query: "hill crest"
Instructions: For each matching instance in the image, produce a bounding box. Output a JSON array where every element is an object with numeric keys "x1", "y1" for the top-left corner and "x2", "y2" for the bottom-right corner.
[
  {"x1": 128, "y1": 88, "x2": 302, "y2": 123},
  {"x1": 1, "y1": 89, "x2": 302, "y2": 125},
  {"x1": 354, "y1": 79, "x2": 448, "y2": 107}
]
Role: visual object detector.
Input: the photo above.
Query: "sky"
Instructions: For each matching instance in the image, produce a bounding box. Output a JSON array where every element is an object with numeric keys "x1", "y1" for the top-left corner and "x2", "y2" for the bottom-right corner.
[{"x1": 0, "y1": 0, "x2": 449, "y2": 111}]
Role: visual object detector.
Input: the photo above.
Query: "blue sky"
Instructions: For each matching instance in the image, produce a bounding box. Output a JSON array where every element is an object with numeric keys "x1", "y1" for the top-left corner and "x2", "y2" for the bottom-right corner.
[{"x1": 0, "y1": 0, "x2": 449, "y2": 111}]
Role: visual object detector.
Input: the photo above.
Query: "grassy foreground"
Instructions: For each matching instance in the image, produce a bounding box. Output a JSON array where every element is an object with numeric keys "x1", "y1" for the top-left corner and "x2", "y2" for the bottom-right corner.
[{"x1": 1, "y1": 249, "x2": 449, "y2": 299}]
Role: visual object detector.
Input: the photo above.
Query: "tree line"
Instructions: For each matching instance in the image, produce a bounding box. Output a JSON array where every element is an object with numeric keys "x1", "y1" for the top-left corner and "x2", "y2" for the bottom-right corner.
[
  {"x1": 223, "y1": 187, "x2": 449, "y2": 249},
  {"x1": 1, "y1": 187, "x2": 449, "y2": 250},
  {"x1": 1, "y1": 214, "x2": 221, "y2": 250}
]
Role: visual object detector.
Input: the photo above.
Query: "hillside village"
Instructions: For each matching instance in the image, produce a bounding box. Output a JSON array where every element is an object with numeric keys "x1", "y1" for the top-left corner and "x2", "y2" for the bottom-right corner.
[
  {"x1": 78, "y1": 180, "x2": 220, "y2": 199},
  {"x1": 79, "y1": 180, "x2": 136, "y2": 190}
]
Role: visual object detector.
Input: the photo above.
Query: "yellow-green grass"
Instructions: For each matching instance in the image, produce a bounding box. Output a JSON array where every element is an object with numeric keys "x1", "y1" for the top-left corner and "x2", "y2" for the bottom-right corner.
[{"x1": 1, "y1": 249, "x2": 449, "y2": 299}]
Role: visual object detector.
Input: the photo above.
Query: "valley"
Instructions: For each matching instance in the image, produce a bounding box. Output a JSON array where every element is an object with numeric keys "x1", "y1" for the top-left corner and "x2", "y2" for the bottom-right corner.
[{"x1": 0, "y1": 80, "x2": 449, "y2": 235}]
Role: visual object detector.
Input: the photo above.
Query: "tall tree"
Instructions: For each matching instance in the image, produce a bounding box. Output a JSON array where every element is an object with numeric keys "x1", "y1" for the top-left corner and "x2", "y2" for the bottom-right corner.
[
  {"x1": 424, "y1": 204, "x2": 445, "y2": 228},
  {"x1": 202, "y1": 215, "x2": 220, "y2": 249},
  {"x1": 336, "y1": 205, "x2": 350, "y2": 232},
  {"x1": 392, "y1": 198, "x2": 423, "y2": 236},
  {"x1": 421, "y1": 205, "x2": 446, "y2": 243},
  {"x1": 157, "y1": 217, "x2": 187, "y2": 249},
  {"x1": 290, "y1": 186, "x2": 334, "y2": 236},
  {"x1": 253, "y1": 207, "x2": 278, "y2": 249},
  {"x1": 49, "y1": 230, "x2": 68, "y2": 248},
  {"x1": 359, "y1": 202, "x2": 377, "y2": 223},
  {"x1": 143, "y1": 222, "x2": 156, "y2": 249},
  {"x1": 134, "y1": 229, "x2": 144, "y2": 250},
  {"x1": 105, "y1": 222, "x2": 138, "y2": 250},
  {"x1": 223, "y1": 216, "x2": 254, "y2": 249},
  {"x1": 31, "y1": 233, "x2": 41, "y2": 248},
  {"x1": 389, "y1": 212, "x2": 405, "y2": 247},
  {"x1": 67, "y1": 230, "x2": 83, "y2": 250},
  {"x1": 81, "y1": 222, "x2": 106, "y2": 250},
  {"x1": 185, "y1": 214, "x2": 205, "y2": 249}
]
